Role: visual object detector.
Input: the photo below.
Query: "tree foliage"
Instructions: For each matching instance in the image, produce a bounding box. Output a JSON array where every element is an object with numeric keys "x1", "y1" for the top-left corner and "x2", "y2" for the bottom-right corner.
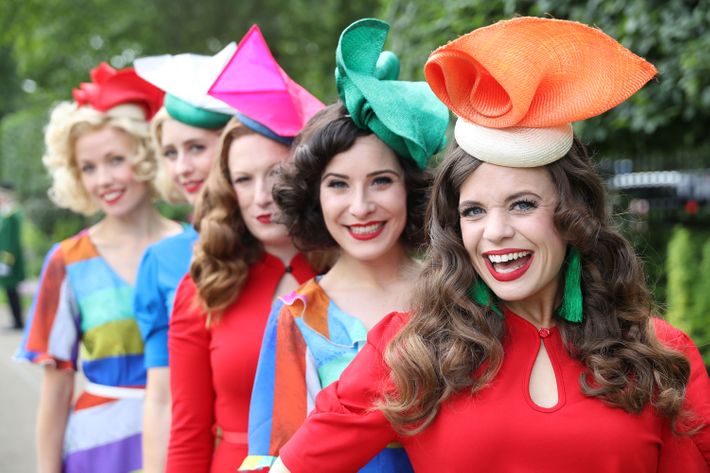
[
  {"x1": 381, "y1": 0, "x2": 710, "y2": 158},
  {"x1": 0, "y1": 1, "x2": 708, "y2": 304},
  {"x1": 0, "y1": 0, "x2": 378, "y2": 251}
]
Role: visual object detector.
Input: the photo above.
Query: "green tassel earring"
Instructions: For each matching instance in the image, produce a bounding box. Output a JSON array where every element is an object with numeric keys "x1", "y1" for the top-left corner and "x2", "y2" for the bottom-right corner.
[
  {"x1": 468, "y1": 277, "x2": 502, "y2": 317},
  {"x1": 557, "y1": 247, "x2": 583, "y2": 323}
]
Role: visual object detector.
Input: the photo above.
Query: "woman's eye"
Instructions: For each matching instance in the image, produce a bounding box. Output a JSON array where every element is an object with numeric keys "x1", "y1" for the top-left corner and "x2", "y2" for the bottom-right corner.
[
  {"x1": 162, "y1": 149, "x2": 177, "y2": 160},
  {"x1": 110, "y1": 155, "x2": 125, "y2": 166},
  {"x1": 233, "y1": 176, "x2": 250, "y2": 185},
  {"x1": 511, "y1": 199, "x2": 538, "y2": 212},
  {"x1": 189, "y1": 144, "x2": 206, "y2": 153},
  {"x1": 326, "y1": 179, "x2": 347, "y2": 189},
  {"x1": 460, "y1": 206, "x2": 484, "y2": 218},
  {"x1": 80, "y1": 164, "x2": 95, "y2": 174},
  {"x1": 372, "y1": 176, "x2": 393, "y2": 186}
]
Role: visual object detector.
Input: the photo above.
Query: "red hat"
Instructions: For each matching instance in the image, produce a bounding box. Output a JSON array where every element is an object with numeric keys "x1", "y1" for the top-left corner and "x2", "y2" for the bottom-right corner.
[{"x1": 72, "y1": 62, "x2": 165, "y2": 120}]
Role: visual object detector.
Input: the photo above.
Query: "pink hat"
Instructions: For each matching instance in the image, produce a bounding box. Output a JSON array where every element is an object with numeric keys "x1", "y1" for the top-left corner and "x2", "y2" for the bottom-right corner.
[{"x1": 208, "y1": 25, "x2": 324, "y2": 138}]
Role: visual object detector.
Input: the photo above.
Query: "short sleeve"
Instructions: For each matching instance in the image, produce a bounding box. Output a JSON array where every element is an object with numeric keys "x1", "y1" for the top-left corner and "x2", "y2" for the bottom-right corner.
[
  {"x1": 166, "y1": 275, "x2": 216, "y2": 472},
  {"x1": 279, "y1": 312, "x2": 407, "y2": 473},
  {"x1": 654, "y1": 318, "x2": 710, "y2": 467},
  {"x1": 15, "y1": 243, "x2": 79, "y2": 370},
  {"x1": 240, "y1": 297, "x2": 314, "y2": 471},
  {"x1": 134, "y1": 246, "x2": 169, "y2": 368}
]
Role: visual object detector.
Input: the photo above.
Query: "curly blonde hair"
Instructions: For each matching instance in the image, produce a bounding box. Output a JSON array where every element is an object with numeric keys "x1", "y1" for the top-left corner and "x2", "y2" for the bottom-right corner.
[
  {"x1": 43, "y1": 102, "x2": 164, "y2": 215},
  {"x1": 149, "y1": 107, "x2": 186, "y2": 205}
]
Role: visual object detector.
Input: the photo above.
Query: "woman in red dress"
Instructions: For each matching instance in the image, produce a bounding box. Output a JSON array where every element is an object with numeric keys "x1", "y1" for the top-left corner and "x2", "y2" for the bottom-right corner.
[
  {"x1": 271, "y1": 17, "x2": 710, "y2": 473},
  {"x1": 165, "y1": 26, "x2": 328, "y2": 472}
]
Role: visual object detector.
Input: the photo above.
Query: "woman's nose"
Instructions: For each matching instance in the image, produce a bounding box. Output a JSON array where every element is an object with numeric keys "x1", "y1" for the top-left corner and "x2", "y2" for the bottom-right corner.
[
  {"x1": 254, "y1": 177, "x2": 273, "y2": 207},
  {"x1": 482, "y1": 210, "x2": 514, "y2": 242},
  {"x1": 349, "y1": 189, "x2": 375, "y2": 218},
  {"x1": 175, "y1": 152, "x2": 194, "y2": 176}
]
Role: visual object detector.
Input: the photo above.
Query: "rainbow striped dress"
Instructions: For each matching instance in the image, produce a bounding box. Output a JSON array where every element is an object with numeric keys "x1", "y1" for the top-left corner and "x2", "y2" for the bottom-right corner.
[
  {"x1": 240, "y1": 277, "x2": 413, "y2": 472},
  {"x1": 15, "y1": 230, "x2": 144, "y2": 473}
]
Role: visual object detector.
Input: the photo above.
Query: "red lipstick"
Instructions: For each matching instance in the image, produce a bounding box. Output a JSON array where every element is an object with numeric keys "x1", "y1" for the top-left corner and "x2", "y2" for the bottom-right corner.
[
  {"x1": 182, "y1": 180, "x2": 204, "y2": 194},
  {"x1": 256, "y1": 214, "x2": 272, "y2": 224},
  {"x1": 348, "y1": 221, "x2": 385, "y2": 241},
  {"x1": 482, "y1": 249, "x2": 534, "y2": 282}
]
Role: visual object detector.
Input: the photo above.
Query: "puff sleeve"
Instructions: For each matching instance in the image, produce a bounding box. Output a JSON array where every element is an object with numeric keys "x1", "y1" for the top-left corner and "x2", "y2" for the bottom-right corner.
[
  {"x1": 15, "y1": 243, "x2": 79, "y2": 370},
  {"x1": 279, "y1": 312, "x2": 406, "y2": 473}
]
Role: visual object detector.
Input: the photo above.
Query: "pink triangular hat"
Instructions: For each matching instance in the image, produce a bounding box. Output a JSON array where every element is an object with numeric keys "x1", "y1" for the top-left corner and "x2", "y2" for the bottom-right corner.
[{"x1": 208, "y1": 25, "x2": 324, "y2": 137}]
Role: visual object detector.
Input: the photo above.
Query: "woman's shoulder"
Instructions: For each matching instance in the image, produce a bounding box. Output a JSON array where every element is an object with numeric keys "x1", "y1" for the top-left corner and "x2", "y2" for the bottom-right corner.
[
  {"x1": 174, "y1": 273, "x2": 198, "y2": 301},
  {"x1": 170, "y1": 274, "x2": 206, "y2": 324},
  {"x1": 142, "y1": 224, "x2": 197, "y2": 264},
  {"x1": 651, "y1": 317, "x2": 697, "y2": 352},
  {"x1": 53, "y1": 229, "x2": 96, "y2": 263},
  {"x1": 367, "y1": 311, "x2": 410, "y2": 352}
]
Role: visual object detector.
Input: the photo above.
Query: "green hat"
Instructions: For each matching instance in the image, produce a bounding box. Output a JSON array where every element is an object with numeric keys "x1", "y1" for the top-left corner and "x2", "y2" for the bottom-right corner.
[
  {"x1": 335, "y1": 18, "x2": 449, "y2": 169},
  {"x1": 164, "y1": 94, "x2": 231, "y2": 129}
]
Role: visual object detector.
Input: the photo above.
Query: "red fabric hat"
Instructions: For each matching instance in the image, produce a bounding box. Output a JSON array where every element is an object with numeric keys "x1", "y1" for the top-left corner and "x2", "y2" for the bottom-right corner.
[{"x1": 72, "y1": 62, "x2": 165, "y2": 119}]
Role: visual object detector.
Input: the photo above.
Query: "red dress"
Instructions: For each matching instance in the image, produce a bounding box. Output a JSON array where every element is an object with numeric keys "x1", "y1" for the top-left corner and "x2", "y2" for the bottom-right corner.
[
  {"x1": 167, "y1": 253, "x2": 315, "y2": 473},
  {"x1": 281, "y1": 309, "x2": 710, "y2": 473}
]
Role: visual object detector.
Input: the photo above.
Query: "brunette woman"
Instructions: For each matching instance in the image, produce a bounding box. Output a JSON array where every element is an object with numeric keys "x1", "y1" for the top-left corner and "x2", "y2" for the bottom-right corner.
[
  {"x1": 270, "y1": 17, "x2": 710, "y2": 473},
  {"x1": 165, "y1": 26, "x2": 327, "y2": 472},
  {"x1": 239, "y1": 18, "x2": 449, "y2": 473}
]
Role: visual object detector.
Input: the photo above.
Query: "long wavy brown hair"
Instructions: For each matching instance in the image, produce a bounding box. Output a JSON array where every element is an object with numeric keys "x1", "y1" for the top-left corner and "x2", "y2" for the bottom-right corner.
[
  {"x1": 190, "y1": 118, "x2": 265, "y2": 319},
  {"x1": 380, "y1": 139, "x2": 695, "y2": 435}
]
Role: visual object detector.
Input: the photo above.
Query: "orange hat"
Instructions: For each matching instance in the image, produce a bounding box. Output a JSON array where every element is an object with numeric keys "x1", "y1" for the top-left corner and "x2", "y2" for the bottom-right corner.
[{"x1": 424, "y1": 17, "x2": 657, "y2": 166}]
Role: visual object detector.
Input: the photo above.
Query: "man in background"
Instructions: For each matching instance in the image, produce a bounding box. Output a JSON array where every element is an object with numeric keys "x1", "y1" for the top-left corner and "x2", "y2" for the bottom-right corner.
[{"x1": 0, "y1": 182, "x2": 25, "y2": 329}]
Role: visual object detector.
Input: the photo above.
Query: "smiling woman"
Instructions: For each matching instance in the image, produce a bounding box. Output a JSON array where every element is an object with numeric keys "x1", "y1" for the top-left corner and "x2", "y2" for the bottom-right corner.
[
  {"x1": 269, "y1": 17, "x2": 710, "y2": 473},
  {"x1": 237, "y1": 18, "x2": 449, "y2": 473},
  {"x1": 163, "y1": 24, "x2": 327, "y2": 473},
  {"x1": 458, "y1": 162, "x2": 567, "y2": 309},
  {"x1": 74, "y1": 126, "x2": 151, "y2": 218},
  {"x1": 132, "y1": 46, "x2": 234, "y2": 473},
  {"x1": 15, "y1": 63, "x2": 184, "y2": 473}
]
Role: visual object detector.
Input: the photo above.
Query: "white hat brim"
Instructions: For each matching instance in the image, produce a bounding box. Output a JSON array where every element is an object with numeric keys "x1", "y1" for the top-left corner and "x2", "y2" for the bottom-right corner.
[
  {"x1": 134, "y1": 42, "x2": 237, "y2": 114},
  {"x1": 454, "y1": 119, "x2": 574, "y2": 167}
]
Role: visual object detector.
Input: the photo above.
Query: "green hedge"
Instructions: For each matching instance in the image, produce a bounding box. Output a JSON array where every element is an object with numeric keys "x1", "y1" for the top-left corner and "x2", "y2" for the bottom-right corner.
[{"x1": 665, "y1": 226, "x2": 710, "y2": 366}]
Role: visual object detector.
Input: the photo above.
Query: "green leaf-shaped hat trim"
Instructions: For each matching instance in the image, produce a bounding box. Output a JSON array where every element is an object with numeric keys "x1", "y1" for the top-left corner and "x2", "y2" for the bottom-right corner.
[{"x1": 335, "y1": 18, "x2": 449, "y2": 169}]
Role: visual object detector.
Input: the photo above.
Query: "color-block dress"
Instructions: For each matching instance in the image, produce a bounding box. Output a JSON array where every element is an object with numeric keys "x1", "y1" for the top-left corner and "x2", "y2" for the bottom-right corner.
[
  {"x1": 134, "y1": 225, "x2": 197, "y2": 368},
  {"x1": 15, "y1": 231, "x2": 145, "y2": 473},
  {"x1": 240, "y1": 277, "x2": 413, "y2": 472}
]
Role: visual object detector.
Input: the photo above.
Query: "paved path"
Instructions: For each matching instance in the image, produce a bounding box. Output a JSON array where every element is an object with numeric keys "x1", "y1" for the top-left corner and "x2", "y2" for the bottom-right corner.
[
  {"x1": 1, "y1": 282, "x2": 57, "y2": 472},
  {"x1": 0, "y1": 317, "x2": 40, "y2": 472}
]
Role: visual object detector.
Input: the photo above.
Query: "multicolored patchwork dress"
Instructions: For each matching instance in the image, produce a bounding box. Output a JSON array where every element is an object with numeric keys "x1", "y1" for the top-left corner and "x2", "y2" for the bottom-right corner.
[
  {"x1": 240, "y1": 277, "x2": 413, "y2": 472},
  {"x1": 15, "y1": 230, "x2": 145, "y2": 473}
]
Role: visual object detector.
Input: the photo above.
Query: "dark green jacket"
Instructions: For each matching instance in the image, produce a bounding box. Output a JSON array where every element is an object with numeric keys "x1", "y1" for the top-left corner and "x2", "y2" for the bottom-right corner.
[{"x1": 0, "y1": 210, "x2": 25, "y2": 287}]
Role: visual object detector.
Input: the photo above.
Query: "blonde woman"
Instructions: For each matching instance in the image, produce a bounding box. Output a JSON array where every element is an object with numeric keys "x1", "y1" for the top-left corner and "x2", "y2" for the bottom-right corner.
[
  {"x1": 133, "y1": 47, "x2": 233, "y2": 473},
  {"x1": 16, "y1": 63, "x2": 180, "y2": 473}
]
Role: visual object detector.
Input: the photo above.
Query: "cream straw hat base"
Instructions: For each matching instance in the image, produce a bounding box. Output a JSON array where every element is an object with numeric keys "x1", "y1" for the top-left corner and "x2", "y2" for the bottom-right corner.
[{"x1": 454, "y1": 119, "x2": 573, "y2": 167}]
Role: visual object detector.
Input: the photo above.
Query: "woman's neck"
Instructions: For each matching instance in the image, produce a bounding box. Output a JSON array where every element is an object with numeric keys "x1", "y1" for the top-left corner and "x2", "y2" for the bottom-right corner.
[
  {"x1": 504, "y1": 279, "x2": 561, "y2": 329},
  {"x1": 323, "y1": 244, "x2": 415, "y2": 291},
  {"x1": 263, "y1": 241, "x2": 300, "y2": 266},
  {"x1": 91, "y1": 199, "x2": 171, "y2": 245}
]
